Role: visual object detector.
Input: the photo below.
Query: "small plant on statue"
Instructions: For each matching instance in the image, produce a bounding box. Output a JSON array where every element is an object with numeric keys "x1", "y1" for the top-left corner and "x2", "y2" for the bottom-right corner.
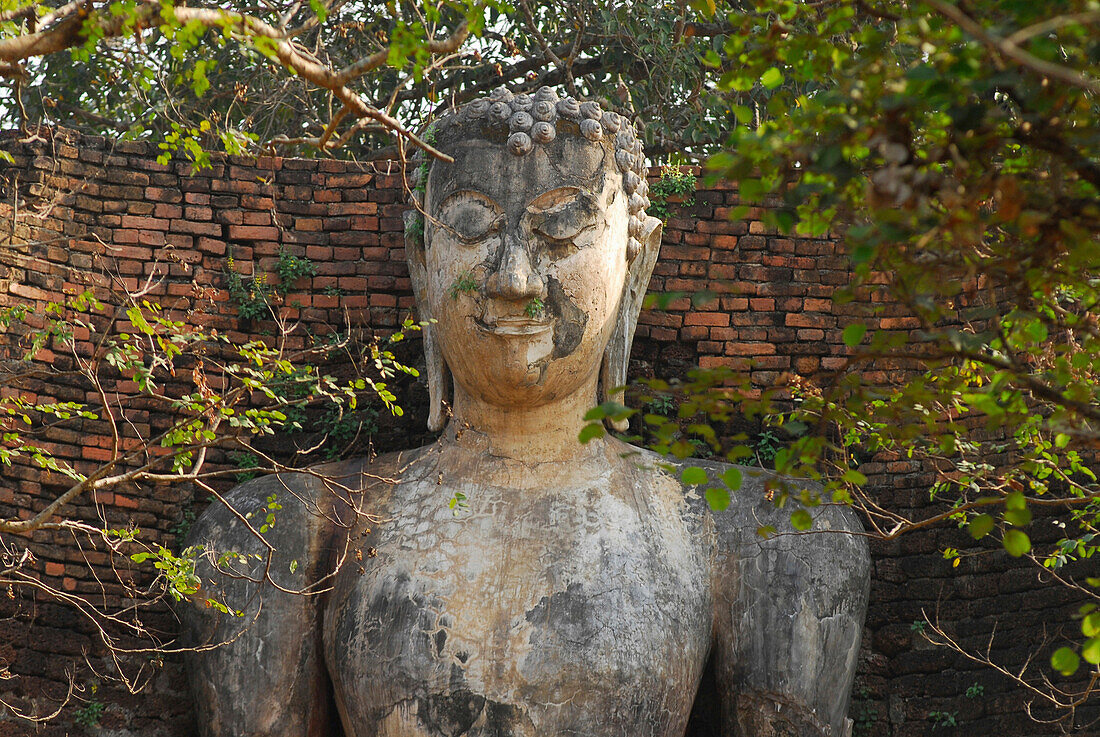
[
  {"x1": 525, "y1": 297, "x2": 544, "y2": 317},
  {"x1": 448, "y1": 271, "x2": 478, "y2": 299}
]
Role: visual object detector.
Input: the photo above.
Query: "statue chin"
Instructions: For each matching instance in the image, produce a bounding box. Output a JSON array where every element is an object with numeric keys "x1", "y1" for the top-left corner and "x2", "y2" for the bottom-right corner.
[
  {"x1": 454, "y1": 328, "x2": 555, "y2": 395},
  {"x1": 178, "y1": 87, "x2": 872, "y2": 737}
]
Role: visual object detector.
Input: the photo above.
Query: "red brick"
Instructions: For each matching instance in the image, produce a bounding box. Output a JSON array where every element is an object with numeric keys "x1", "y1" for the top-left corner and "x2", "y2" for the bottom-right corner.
[
  {"x1": 683, "y1": 312, "x2": 730, "y2": 327},
  {"x1": 197, "y1": 237, "x2": 227, "y2": 255},
  {"x1": 650, "y1": 327, "x2": 677, "y2": 341},
  {"x1": 699, "y1": 355, "x2": 748, "y2": 370},
  {"x1": 753, "y1": 355, "x2": 791, "y2": 369},
  {"x1": 370, "y1": 293, "x2": 397, "y2": 308},
  {"x1": 749, "y1": 298, "x2": 775, "y2": 311},
  {"x1": 725, "y1": 342, "x2": 775, "y2": 356},
  {"x1": 680, "y1": 326, "x2": 709, "y2": 341},
  {"x1": 82, "y1": 446, "x2": 114, "y2": 462},
  {"x1": 786, "y1": 313, "x2": 830, "y2": 328},
  {"x1": 45, "y1": 561, "x2": 65, "y2": 576},
  {"x1": 640, "y1": 311, "x2": 683, "y2": 328},
  {"x1": 146, "y1": 186, "x2": 182, "y2": 203},
  {"x1": 242, "y1": 211, "x2": 272, "y2": 226},
  {"x1": 172, "y1": 219, "x2": 222, "y2": 236},
  {"x1": 154, "y1": 204, "x2": 183, "y2": 219},
  {"x1": 880, "y1": 317, "x2": 921, "y2": 329},
  {"x1": 721, "y1": 297, "x2": 749, "y2": 311},
  {"x1": 661, "y1": 244, "x2": 710, "y2": 261},
  {"x1": 8, "y1": 283, "x2": 51, "y2": 301},
  {"x1": 120, "y1": 215, "x2": 169, "y2": 230},
  {"x1": 228, "y1": 225, "x2": 280, "y2": 241},
  {"x1": 108, "y1": 245, "x2": 154, "y2": 261}
]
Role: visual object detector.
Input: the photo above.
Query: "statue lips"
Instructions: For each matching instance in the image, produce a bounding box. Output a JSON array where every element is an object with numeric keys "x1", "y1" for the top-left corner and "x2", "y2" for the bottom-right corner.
[{"x1": 474, "y1": 315, "x2": 552, "y2": 337}]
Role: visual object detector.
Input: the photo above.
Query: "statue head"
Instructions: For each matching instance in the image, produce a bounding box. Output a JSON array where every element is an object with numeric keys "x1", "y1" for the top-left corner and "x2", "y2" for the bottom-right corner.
[{"x1": 405, "y1": 86, "x2": 662, "y2": 432}]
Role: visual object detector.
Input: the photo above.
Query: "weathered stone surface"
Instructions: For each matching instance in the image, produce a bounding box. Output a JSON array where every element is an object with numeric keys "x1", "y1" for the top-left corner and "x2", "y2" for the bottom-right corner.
[{"x1": 178, "y1": 88, "x2": 870, "y2": 737}]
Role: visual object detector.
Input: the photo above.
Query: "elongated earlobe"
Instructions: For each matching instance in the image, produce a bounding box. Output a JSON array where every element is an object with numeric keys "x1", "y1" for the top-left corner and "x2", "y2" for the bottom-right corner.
[
  {"x1": 422, "y1": 322, "x2": 452, "y2": 432},
  {"x1": 599, "y1": 215, "x2": 663, "y2": 432},
  {"x1": 404, "y1": 209, "x2": 452, "y2": 432}
]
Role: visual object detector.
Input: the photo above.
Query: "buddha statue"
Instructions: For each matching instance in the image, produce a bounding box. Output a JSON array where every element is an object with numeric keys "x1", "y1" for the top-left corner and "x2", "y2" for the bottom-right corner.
[{"x1": 180, "y1": 87, "x2": 870, "y2": 737}]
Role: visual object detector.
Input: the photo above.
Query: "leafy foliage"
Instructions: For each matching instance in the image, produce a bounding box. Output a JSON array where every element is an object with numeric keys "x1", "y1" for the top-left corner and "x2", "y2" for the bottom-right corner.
[
  {"x1": 648, "y1": 164, "x2": 698, "y2": 221},
  {"x1": 224, "y1": 249, "x2": 318, "y2": 320},
  {"x1": 1, "y1": 0, "x2": 502, "y2": 162},
  {"x1": 73, "y1": 696, "x2": 105, "y2": 728},
  {"x1": 0, "y1": 261, "x2": 423, "y2": 717},
  {"x1": 1, "y1": 1, "x2": 776, "y2": 162},
  {"x1": 657, "y1": 0, "x2": 1100, "y2": 714}
]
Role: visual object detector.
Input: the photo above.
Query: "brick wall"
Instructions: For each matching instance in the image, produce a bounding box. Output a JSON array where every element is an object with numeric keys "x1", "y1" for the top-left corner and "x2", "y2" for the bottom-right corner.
[{"x1": 0, "y1": 128, "x2": 1095, "y2": 736}]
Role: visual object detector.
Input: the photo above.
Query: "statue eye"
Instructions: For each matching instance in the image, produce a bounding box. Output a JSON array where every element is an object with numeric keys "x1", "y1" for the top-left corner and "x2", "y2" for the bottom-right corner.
[
  {"x1": 529, "y1": 189, "x2": 599, "y2": 255},
  {"x1": 438, "y1": 193, "x2": 502, "y2": 243}
]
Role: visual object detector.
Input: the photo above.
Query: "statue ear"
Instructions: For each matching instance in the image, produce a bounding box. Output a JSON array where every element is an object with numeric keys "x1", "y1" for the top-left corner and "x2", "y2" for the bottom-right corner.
[
  {"x1": 404, "y1": 209, "x2": 451, "y2": 432},
  {"x1": 599, "y1": 214, "x2": 662, "y2": 432}
]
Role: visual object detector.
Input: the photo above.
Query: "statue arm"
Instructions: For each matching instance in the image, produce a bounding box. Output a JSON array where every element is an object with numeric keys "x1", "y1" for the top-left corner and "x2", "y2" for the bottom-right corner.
[
  {"x1": 177, "y1": 459, "x2": 368, "y2": 737},
  {"x1": 708, "y1": 468, "x2": 871, "y2": 737}
]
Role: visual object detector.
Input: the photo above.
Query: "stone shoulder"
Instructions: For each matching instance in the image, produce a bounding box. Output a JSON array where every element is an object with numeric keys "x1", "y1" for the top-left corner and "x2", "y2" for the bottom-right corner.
[
  {"x1": 687, "y1": 455, "x2": 863, "y2": 558},
  {"x1": 616, "y1": 444, "x2": 870, "y2": 581},
  {"x1": 637, "y1": 449, "x2": 871, "y2": 735},
  {"x1": 186, "y1": 448, "x2": 438, "y2": 549}
]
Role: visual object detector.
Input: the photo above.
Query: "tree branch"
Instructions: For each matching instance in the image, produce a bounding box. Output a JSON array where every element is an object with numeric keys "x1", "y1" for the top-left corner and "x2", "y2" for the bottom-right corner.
[
  {"x1": 333, "y1": 18, "x2": 468, "y2": 87},
  {"x1": 925, "y1": 0, "x2": 1100, "y2": 94},
  {"x1": 0, "y1": 1, "x2": 461, "y2": 160}
]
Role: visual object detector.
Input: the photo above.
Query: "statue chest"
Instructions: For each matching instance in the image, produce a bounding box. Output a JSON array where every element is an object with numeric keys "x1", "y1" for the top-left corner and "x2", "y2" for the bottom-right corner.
[{"x1": 323, "y1": 477, "x2": 714, "y2": 737}]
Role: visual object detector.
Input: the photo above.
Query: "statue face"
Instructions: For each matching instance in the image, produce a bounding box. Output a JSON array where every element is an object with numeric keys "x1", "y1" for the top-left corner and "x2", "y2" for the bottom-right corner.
[{"x1": 424, "y1": 136, "x2": 629, "y2": 407}]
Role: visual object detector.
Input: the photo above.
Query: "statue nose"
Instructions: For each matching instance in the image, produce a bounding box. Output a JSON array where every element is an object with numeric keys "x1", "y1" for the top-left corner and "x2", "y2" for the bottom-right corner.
[{"x1": 486, "y1": 236, "x2": 547, "y2": 301}]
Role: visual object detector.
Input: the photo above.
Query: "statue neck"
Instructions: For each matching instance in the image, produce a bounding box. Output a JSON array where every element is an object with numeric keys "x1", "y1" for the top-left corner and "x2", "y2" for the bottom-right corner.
[{"x1": 446, "y1": 378, "x2": 602, "y2": 465}]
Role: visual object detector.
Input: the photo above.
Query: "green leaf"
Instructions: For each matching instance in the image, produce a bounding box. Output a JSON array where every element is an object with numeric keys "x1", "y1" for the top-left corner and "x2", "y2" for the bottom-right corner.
[
  {"x1": 1083, "y1": 612, "x2": 1100, "y2": 638},
  {"x1": 784, "y1": 420, "x2": 808, "y2": 437},
  {"x1": 761, "y1": 67, "x2": 784, "y2": 89},
  {"x1": 682, "y1": 466, "x2": 708, "y2": 486},
  {"x1": 705, "y1": 487, "x2": 730, "y2": 511},
  {"x1": 721, "y1": 467, "x2": 743, "y2": 491},
  {"x1": 671, "y1": 440, "x2": 695, "y2": 459},
  {"x1": 791, "y1": 508, "x2": 813, "y2": 531},
  {"x1": 1004, "y1": 508, "x2": 1031, "y2": 527},
  {"x1": 578, "y1": 423, "x2": 605, "y2": 444},
  {"x1": 842, "y1": 469, "x2": 868, "y2": 485},
  {"x1": 583, "y1": 405, "x2": 607, "y2": 421},
  {"x1": 730, "y1": 104, "x2": 753, "y2": 124},
  {"x1": 843, "y1": 323, "x2": 867, "y2": 347},
  {"x1": 968, "y1": 514, "x2": 994, "y2": 540},
  {"x1": 1084, "y1": 637, "x2": 1100, "y2": 666},
  {"x1": 1002, "y1": 529, "x2": 1031, "y2": 557},
  {"x1": 1051, "y1": 647, "x2": 1080, "y2": 676}
]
